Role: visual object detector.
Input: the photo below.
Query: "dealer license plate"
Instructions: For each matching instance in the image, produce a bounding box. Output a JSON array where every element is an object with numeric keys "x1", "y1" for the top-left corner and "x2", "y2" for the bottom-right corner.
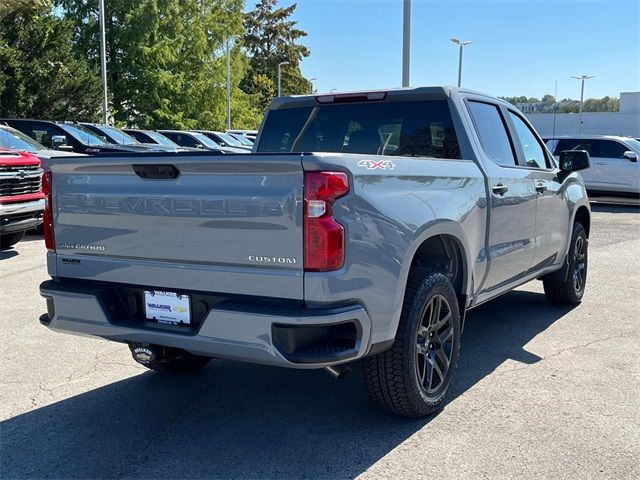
[{"x1": 143, "y1": 290, "x2": 191, "y2": 325}]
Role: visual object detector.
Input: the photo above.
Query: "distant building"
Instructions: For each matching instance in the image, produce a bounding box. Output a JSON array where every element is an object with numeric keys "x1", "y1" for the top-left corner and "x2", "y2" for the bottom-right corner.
[{"x1": 525, "y1": 91, "x2": 640, "y2": 137}]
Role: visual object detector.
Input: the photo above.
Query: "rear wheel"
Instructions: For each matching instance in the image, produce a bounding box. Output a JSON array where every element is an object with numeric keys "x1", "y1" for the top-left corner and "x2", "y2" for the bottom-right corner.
[
  {"x1": 543, "y1": 222, "x2": 588, "y2": 305},
  {"x1": 1, "y1": 231, "x2": 25, "y2": 250},
  {"x1": 363, "y1": 269, "x2": 461, "y2": 418},
  {"x1": 129, "y1": 343, "x2": 211, "y2": 374}
]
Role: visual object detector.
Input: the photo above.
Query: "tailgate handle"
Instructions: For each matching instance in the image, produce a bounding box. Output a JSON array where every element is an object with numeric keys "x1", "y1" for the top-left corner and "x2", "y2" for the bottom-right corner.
[{"x1": 133, "y1": 164, "x2": 179, "y2": 180}]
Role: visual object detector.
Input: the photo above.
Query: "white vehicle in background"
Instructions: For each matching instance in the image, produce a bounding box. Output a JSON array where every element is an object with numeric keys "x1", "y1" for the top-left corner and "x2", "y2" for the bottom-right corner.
[{"x1": 545, "y1": 135, "x2": 640, "y2": 197}]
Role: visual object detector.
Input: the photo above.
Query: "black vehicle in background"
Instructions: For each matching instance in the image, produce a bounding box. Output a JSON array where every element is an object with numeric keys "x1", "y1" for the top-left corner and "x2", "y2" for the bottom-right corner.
[
  {"x1": 122, "y1": 129, "x2": 199, "y2": 151},
  {"x1": 195, "y1": 130, "x2": 252, "y2": 151},
  {"x1": 156, "y1": 130, "x2": 248, "y2": 153},
  {"x1": 80, "y1": 123, "x2": 181, "y2": 152},
  {"x1": 0, "y1": 119, "x2": 153, "y2": 154}
]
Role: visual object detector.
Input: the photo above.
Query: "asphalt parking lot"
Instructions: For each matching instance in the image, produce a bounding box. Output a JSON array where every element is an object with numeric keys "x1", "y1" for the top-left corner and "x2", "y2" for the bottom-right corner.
[{"x1": 1, "y1": 203, "x2": 639, "y2": 480}]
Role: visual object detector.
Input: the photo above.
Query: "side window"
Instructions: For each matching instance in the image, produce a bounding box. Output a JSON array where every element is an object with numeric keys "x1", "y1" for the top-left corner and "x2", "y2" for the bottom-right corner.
[
  {"x1": 554, "y1": 139, "x2": 600, "y2": 157},
  {"x1": 599, "y1": 140, "x2": 628, "y2": 159},
  {"x1": 507, "y1": 111, "x2": 549, "y2": 168},
  {"x1": 467, "y1": 101, "x2": 516, "y2": 166},
  {"x1": 177, "y1": 135, "x2": 199, "y2": 148},
  {"x1": 31, "y1": 123, "x2": 62, "y2": 148}
]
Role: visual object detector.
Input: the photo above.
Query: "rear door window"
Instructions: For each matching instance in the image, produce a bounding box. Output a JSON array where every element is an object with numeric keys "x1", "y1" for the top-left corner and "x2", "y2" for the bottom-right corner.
[
  {"x1": 467, "y1": 101, "x2": 517, "y2": 167},
  {"x1": 257, "y1": 99, "x2": 461, "y2": 159}
]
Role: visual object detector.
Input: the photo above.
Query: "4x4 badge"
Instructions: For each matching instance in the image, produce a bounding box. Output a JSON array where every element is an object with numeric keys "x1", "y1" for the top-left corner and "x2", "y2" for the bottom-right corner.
[{"x1": 358, "y1": 159, "x2": 396, "y2": 170}]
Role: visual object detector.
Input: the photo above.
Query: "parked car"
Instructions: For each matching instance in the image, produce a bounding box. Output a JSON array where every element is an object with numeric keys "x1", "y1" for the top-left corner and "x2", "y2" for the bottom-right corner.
[
  {"x1": 80, "y1": 123, "x2": 182, "y2": 152},
  {"x1": 0, "y1": 125, "x2": 79, "y2": 159},
  {"x1": 39, "y1": 86, "x2": 591, "y2": 418},
  {"x1": 227, "y1": 132, "x2": 254, "y2": 146},
  {"x1": 122, "y1": 128, "x2": 197, "y2": 151},
  {"x1": 0, "y1": 119, "x2": 156, "y2": 154},
  {"x1": 156, "y1": 130, "x2": 248, "y2": 153},
  {"x1": 227, "y1": 129, "x2": 258, "y2": 141},
  {"x1": 0, "y1": 149, "x2": 44, "y2": 249},
  {"x1": 195, "y1": 130, "x2": 252, "y2": 151},
  {"x1": 544, "y1": 135, "x2": 639, "y2": 197}
]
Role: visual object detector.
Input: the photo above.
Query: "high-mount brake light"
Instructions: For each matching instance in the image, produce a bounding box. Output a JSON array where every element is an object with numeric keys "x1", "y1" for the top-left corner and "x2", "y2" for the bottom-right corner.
[
  {"x1": 42, "y1": 171, "x2": 55, "y2": 251},
  {"x1": 315, "y1": 91, "x2": 387, "y2": 104},
  {"x1": 304, "y1": 171, "x2": 349, "y2": 272}
]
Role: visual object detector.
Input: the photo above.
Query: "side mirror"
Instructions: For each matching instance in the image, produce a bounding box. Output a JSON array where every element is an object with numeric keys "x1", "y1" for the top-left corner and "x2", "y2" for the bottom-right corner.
[
  {"x1": 559, "y1": 150, "x2": 590, "y2": 172},
  {"x1": 51, "y1": 135, "x2": 67, "y2": 149},
  {"x1": 623, "y1": 150, "x2": 638, "y2": 162}
]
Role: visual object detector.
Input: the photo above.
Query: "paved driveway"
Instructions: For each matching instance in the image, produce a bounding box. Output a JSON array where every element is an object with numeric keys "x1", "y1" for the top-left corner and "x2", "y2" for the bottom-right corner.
[{"x1": 1, "y1": 204, "x2": 638, "y2": 479}]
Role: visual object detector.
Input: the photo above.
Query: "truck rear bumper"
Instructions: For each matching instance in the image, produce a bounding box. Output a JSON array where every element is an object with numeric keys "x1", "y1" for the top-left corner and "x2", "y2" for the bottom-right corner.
[
  {"x1": 0, "y1": 199, "x2": 44, "y2": 234},
  {"x1": 39, "y1": 280, "x2": 372, "y2": 369}
]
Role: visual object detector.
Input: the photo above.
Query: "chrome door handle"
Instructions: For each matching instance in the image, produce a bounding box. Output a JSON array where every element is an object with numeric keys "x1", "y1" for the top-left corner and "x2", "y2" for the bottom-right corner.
[
  {"x1": 596, "y1": 162, "x2": 606, "y2": 165},
  {"x1": 492, "y1": 183, "x2": 509, "y2": 195},
  {"x1": 535, "y1": 183, "x2": 547, "y2": 194}
]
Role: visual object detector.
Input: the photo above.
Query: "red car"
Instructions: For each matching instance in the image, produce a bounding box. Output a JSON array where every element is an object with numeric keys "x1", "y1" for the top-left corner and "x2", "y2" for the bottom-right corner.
[{"x1": 0, "y1": 149, "x2": 44, "y2": 249}]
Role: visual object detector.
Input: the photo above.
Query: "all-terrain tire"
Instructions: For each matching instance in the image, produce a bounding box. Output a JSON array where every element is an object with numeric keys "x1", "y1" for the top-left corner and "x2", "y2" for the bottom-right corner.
[
  {"x1": 363, "y1": 268, "x2": 461, "y2": 418},
  {"x1": 543, "y1": 222, "x2": 588, "y2": 305},
  {"x1": 1, "y1": 231, "x2": 25, "y2": 250}
]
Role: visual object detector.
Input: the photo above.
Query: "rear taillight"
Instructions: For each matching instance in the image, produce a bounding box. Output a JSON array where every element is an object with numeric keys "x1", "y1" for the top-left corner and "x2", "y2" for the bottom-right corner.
[
  {"x1": 42, "y1": 171, "x2": 55, "y2": 251},
  {"x1": 304, "y1": 171, "x2": 349, "y2": 271}
]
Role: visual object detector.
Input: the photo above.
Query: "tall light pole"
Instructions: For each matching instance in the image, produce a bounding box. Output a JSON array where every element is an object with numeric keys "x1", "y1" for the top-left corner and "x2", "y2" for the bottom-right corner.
[
  {"x1": 402, "y1": 0, "x2": 411, "y2": 87},
  {"x1": 308, "y1": 78, "x2": 317, "y2": 94},
  {"x1": 98, "y1": 0, "x2": 108, "y2": 124},
  {"x1": 451, "y1": 38, "x2": 472, "y2": 87},
  {"x1": 225, "y1": 35, "x2": 238, "y2": 131},
  {"x1": 277, "y1": 61, "x2": 289, "y2": 97},
  {"x1": 571, "y1": 75, "x2": 595, "y2": 133}
]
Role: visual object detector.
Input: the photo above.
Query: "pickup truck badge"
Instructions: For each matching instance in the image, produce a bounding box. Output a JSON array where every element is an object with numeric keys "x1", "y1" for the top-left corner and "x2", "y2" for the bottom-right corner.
[
  {"x1": 58, "y1": 243, "x2": 106, "y2": 251},
  {"x1": 358, "y1": 159, "x2": 396, "y2": 170},
  {"x1": 248, "y1": 255, "x2": 297, "y2": 264}
]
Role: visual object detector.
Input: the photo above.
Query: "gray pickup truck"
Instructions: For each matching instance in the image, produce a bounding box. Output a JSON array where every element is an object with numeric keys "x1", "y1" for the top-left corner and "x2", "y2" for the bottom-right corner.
[{"x1": 39, "y1": 87, "x2": 591, "y2": 417}]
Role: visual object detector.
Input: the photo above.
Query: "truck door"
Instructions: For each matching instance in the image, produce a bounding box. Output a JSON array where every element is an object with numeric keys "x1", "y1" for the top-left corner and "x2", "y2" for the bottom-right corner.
[
  {"x1": 505, "y1": 110, "x2": 569, "y2": 272},
  {"x1": 592, "y1": 140, "x2": 639, "y2": 194},
  {"x1": 466, "y1": 100, "x2": 537, "y2": 293}
]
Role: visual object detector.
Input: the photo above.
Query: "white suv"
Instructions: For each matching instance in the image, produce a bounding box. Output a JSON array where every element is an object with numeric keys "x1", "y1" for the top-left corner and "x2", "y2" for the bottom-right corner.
[{"x1": 545, "y1": 135, "x2": 640, "y2": 197}]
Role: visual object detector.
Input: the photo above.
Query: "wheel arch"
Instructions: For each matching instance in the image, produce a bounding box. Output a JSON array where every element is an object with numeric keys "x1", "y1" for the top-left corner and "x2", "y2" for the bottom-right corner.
[{"x1": 400, "y1": 224, "x2": 472, "y2": 331}]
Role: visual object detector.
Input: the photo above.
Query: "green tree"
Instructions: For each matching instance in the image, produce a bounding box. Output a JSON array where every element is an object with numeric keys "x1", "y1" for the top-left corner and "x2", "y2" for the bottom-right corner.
[
  {"x1": 243, "y1": 0, "x2": 310, "y2": 104},
  {"x1": 541, "y1": 94, "x2": 556, "y2": 104},
  {"x1": 0, "y1": 0, "x2": 102, "y2": 120},
  {"x1": 57, "y1": 0, "x2": 260, "y2": 129}
]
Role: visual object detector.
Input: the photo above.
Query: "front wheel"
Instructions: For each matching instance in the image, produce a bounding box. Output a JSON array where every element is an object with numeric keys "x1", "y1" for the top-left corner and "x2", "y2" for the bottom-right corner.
[
  {"x1": 543, "y1": 222, "x2": 588, "y2": 305},
  {"x1": 363, "y1": 269, "x2": 461, "y2": 418}
]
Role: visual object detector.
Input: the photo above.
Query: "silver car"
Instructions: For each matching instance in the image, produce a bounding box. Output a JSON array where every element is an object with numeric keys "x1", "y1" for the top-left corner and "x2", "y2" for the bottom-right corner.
[{"x1": 545, "y1": 135, "x2": 640, "y2": 196}]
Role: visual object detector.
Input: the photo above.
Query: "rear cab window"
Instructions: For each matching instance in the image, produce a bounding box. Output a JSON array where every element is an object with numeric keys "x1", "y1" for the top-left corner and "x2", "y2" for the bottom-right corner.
[{"x1": 257, "y1": 99, "x2": 461, "y2": 160}]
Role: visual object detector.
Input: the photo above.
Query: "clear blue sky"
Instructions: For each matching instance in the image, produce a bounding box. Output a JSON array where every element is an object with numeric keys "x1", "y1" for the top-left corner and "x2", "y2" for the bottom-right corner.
[{"x1": 278, "y1": 0, "x2": 640, "y2": 100}]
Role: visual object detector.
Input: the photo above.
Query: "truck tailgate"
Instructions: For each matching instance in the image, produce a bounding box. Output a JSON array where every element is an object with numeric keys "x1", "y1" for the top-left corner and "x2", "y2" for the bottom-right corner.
[{"x1": 48, "y1": 154, "x2": 304, "y2": 299}]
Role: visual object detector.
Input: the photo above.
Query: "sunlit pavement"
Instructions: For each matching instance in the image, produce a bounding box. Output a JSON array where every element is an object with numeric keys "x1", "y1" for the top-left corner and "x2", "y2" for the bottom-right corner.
[{"x1": 1, "y1": 203, "x2": 638, "y2": 479}]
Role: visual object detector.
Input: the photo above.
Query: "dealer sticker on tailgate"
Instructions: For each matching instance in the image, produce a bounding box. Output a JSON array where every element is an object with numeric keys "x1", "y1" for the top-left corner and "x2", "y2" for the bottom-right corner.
[{"x1": 144, "y1": 290, "x2": 191, "y2": 325}]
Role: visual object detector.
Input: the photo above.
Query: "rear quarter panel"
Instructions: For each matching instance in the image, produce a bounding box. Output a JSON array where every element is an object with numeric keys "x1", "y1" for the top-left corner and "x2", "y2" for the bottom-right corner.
[{"x1": 302, "y1": 153, "x2": 487, "y2": 346}]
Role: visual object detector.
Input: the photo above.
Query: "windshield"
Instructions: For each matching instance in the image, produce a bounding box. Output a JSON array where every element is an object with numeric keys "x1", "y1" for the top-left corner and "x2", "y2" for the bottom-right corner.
[
  {"x1": 231, "y1": 134, "x2": 254, "y2": 146},
  {"x1": 0, "y1": 127, "x2": 44, "y2": 152},
  {"x1": 257, "y1": 99, "x2": 460, "y2": 159},
  {"x1": 58, "y1": 124, "x2": 108, "y2": 146},
  {"x1": 625, "y1": 138, "x2": 640, "y2": 152},
  {"x1": 215, "y1": 132, "x2": 244, "y2": 147},
  {"x1": 191, "y1": 132, "x2": 221, "y2": 149},
  {"x1": 144, "y1": 131, "x2": 180, "y2": 147},
  {"x1": 97, "y1": 125, "x2": 140, "y2": 145}
]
